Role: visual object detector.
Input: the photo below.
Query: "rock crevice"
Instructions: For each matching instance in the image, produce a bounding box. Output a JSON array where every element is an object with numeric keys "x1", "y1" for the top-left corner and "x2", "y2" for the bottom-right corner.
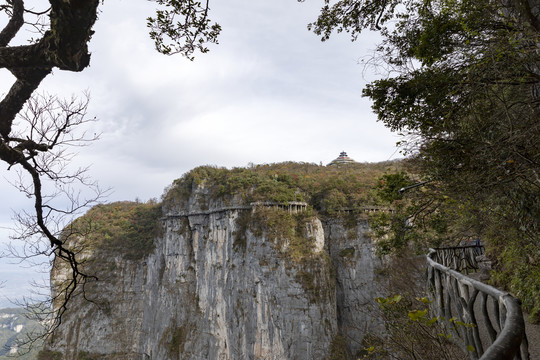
[{"x1": 46, "y1": 185, "x2": 382, "y2": 359}]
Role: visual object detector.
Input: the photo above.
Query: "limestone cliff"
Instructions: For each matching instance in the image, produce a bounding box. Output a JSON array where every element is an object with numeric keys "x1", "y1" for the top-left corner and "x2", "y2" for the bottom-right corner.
[{"x1": 43, "y1": 164, "x2": 392, "y2": 359}]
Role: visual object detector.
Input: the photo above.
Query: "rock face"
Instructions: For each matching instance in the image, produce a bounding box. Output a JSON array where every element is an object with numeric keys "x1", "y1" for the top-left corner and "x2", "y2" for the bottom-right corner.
[
  {"x1": 45, "y1": 183, "x2": 382, "y2": 360},
  {"x1": 325, "y1": 219, "x2": 383, "y2": 356}
]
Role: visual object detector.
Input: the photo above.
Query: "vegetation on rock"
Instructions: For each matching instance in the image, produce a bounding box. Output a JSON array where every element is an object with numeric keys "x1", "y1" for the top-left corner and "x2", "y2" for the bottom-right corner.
[
  {"x1": 163, "y1": 161, "x2": 404, "y2": 215},
  {"x1": 310, "y1": 0, "x2": 540, "y2": 321},
  {"x1": 235, "y1": 205, "x2": 335, "y2": 303},
  {"x1": 64, "y1": 201, "x2": 163, "y2": 261},
  {"x1": 37, "y1": 350, "x2": 63, "y2": 360},
  {"x1": 162, "y1": 161, "x2": 407, "y2": 306},
  {"x1": 328, "y1": 333, "x2": 352, "y2": 360},
  {"x1": 361, "y1": 294, "x2": 464, "y2": 360}
]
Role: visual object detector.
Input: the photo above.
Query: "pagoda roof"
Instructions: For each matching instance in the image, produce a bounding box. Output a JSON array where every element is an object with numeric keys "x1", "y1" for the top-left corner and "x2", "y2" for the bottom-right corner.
[{"x1": 327, "y1": 151, "x2": 356, "y2": 166}]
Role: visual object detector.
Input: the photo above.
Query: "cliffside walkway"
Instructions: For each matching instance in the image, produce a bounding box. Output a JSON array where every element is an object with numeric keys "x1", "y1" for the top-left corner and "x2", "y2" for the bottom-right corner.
[
  {"x1": 427, "y1": 246, "x2": 529, "y2": 360},
  {"x1": 163, "y1": 202, "x2": 308, "y2": 218},
  {"x1": 164, "y1": 202, "x2": 393, "y2": 219}
]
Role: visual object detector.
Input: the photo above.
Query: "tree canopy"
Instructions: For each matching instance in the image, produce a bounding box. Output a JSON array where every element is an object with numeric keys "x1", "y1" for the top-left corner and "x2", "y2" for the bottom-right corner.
[{"x1": 311, "y1": 0, "x2": 540, "y2": 321}]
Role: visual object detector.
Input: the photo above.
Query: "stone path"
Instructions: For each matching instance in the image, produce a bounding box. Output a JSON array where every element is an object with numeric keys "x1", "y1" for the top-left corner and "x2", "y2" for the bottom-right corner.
[{"x1": 524, "y1": 315, "x2": 540, "y2": 359}]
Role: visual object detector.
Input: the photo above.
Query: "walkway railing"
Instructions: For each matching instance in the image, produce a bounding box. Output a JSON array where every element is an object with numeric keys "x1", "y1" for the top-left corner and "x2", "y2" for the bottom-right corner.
[
  {"x1": 427, "y1": 246, "x2": 529, "y2": 360},
  {"x1": 164, "y1": 201, "x2": 309, "y2": 219}
]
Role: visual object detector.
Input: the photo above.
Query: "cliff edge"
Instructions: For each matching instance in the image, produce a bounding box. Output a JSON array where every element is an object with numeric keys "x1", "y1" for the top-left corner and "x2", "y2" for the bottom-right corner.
[{"x1": 43, "y1": 163, "x2": 396, "y2": 359}]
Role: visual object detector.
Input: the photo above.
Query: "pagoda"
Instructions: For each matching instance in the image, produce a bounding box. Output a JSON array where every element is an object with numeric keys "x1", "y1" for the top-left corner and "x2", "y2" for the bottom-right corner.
[{"x1": 327, "y1": 151, "x2": 356, "y2": 166}]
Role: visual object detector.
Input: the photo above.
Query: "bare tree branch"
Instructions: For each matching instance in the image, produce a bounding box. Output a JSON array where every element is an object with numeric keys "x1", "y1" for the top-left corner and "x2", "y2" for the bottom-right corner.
[
  {"x1": 0, "y1": 0, "x2": 24, "y2": 46},
  {"x1": 1, "y1": 92, "x2": 108, "y2": 346}
]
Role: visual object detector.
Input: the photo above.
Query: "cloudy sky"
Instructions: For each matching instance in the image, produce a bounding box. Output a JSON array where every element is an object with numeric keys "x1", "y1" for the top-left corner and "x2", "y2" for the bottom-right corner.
[{"x1": 0, "y1": 0, "x2": 401, "y2": 306}]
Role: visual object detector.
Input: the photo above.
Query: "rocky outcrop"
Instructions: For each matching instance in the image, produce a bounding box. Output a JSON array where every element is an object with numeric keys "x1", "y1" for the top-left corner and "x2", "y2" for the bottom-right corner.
[
  {"x1": 45, "y1": 181, "x2": 383, "y2": 359},
  {"x1": 325, "y1": 219, "x2": 383, "y2": 357}
]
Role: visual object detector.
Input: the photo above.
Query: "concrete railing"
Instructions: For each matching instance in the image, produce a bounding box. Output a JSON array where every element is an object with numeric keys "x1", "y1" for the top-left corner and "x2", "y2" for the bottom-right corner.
[
  {"x1": 335, "y1": 206, "x2": 395, "y2": 214},
  {"x1": 164, "y1": 201, "x2": 309, "y2": 218},
  {"x1": 427, "y1": 246, "x2": 529, "y2": 360},
  {"x1": 250, "y1": 201, "x2": 308, "y2": 214}
]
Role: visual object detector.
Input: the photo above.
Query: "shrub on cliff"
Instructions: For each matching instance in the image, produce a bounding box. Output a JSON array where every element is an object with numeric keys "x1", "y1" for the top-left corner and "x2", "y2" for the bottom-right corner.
[
  {"x1": 162, "y1": 161, "x2": 404, "y2": 215},
  {"x1": 64, "y1": 201, "x2": 162, "y2": 261}
]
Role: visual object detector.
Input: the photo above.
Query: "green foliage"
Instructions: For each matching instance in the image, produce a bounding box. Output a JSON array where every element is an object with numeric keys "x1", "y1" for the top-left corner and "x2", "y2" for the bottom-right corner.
[
  {"x1": 369, "y1": 167, "x2": 507, "y2": 258},
  {"x1": 236, "y1": 207, "x2": 335, "y2": 302},
  {"x1": 77, "y1": 352, "x2": 101, "y2": 360},
  {"x1": 363, "y1": 294, "x2": 463, "y2": 360},
  {"x1": 163, "y1": 161, "x2": 404, "y2": 215},
  {"x1": 374, "y1": 293, "x2": 403, "y2": 306},
  {"x1": 250, "y1": 208, "x2": 317, "y2": 263},
  {"x1": 327, "y1": 333, "x2": 352, "y2": 360},
  {"x1": 370, "y1": 170, "x2": 460, "y2": 255},
  {"x1": 147, "y1": 0, "x2": 221, "y2": 60},
  {"x1": 489, "y1": 231, "x2": 540, "y2": 323},
  {"x1": 369, "y1": 211, "x2": 410, "y2": 255},
  {"x1": 308, "y1": 0, "x2": 404, "y2": 41},
  {"x1": 233, "y1": 210, "x2": 250, "y2": 252},
  {"x1": 168, "y1": 326, "x2": 187, "y2": 358},
  {"x1": 338, "y1": 247, "x2": 355, "y2": 259},
  {"x1": 65, "y1": 201, "x2": 163, "y2": 261},
  {"x1": 375, "y1": 172, "x2": 412, "y2": 203},
  {"x1": 320, "y1": 188, "x2": 347, "y2": 216},
  {"x1": 160, "y1": 322, "x2": 195, "y2": 359},
  {"x1": 374, "y1": 184, "x2": 540, "y2": 319},
  {"x1": 311, "y1": 0, "x2": 540, "y2": 322},
  {"x1": 407, "y1": 308, "x2": 428, "y2": 321}
]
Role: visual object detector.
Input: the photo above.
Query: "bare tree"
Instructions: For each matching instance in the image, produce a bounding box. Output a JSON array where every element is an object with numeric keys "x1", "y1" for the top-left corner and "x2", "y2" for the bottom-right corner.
[
  {"x1": 1, "y1": 0, "x2": 102, "y2": 313},
  {"x1": 0, "y1": 92, "x2": 107, "y2": 353},
  {"x1": 0, "y1": 0, "x2": 221, "y2": 348}
]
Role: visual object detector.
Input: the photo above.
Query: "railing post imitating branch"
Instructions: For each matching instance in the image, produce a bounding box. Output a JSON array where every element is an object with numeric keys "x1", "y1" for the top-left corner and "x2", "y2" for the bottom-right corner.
[{"x1": 426, "y1": 246, "x2": 529, "y2": 360}]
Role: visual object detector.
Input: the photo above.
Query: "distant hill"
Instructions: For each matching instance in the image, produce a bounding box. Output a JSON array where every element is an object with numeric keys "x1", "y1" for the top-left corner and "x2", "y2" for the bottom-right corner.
[{"x1": 0, "y1": 307, "x2": 43, "y2": 359}]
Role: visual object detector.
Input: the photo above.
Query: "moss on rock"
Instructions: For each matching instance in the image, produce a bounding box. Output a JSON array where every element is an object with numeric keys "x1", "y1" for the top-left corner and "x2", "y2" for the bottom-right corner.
[
  {"x1": 64, "y1": 201, "x2": 163, "y2": 261},
  {"x1": 162, "y1": 161, "x2": 402, "y2": 214}
]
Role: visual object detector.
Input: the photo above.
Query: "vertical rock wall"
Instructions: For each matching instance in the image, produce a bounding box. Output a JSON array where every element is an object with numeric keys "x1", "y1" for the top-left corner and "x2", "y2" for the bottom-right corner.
[
  {"x1": 324, "y1": 218, "x2": 383, "y2": 357},
  {"x1": 137, "y1": 210, "x2": 337, "y2": 360},
  {"x1": 45, "y1": 190, "x2": 382, "y2": 359}
]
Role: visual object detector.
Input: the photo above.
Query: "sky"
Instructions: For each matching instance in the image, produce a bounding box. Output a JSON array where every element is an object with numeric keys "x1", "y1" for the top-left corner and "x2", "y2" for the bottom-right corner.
[{"x1": 0, "y1": 0, "x2": 401, "y2": 307}]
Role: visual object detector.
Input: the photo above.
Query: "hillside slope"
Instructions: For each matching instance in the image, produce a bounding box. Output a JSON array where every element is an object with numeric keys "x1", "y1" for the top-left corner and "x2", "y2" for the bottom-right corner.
[{"x1": 0, "y1": 307, "x2": 43, "y2": 359}]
